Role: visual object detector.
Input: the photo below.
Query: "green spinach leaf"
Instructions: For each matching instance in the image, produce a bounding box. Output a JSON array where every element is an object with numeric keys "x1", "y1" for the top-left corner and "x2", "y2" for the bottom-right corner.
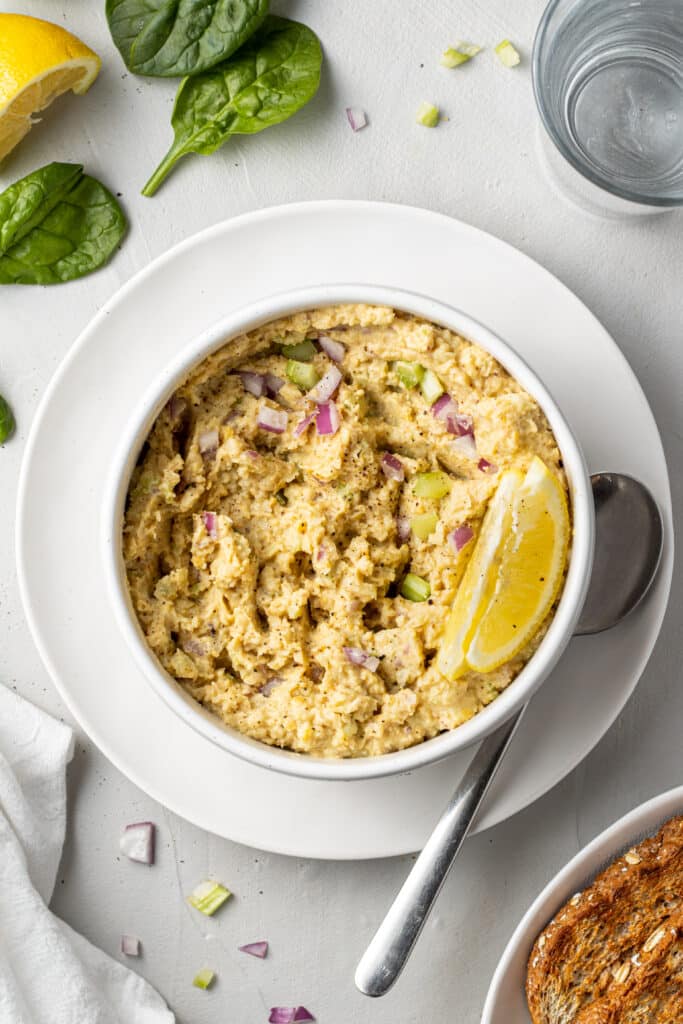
[
  {"x1": 0, "y1": 162, "x2": 84, "y2": 253},
  {"x1": 0, "y1": 163, "x2": 127, "y2": 285},
  {"x1": 107, "y1": 0, "x2": 269, "y2": 77},
  {"x1": 142, "y1": 15, "x2": 322, "y2": 196},
  {"x1": 0, "y1": 395, "x2": 15, "y2": 444}
]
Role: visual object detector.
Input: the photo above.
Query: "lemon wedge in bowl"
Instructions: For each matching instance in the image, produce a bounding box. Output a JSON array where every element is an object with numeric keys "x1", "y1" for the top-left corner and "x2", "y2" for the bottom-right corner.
[
  {"x1": 0, "y1": 14, "x2": 101, "y2": 163},
  {"x1": 437, "y1": 456, "x2": 570, "y2": 680}
]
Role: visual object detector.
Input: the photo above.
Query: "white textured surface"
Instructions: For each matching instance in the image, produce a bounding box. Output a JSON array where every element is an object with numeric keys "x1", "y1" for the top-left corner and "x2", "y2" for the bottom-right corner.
[{"x1": 0, "y1": 2, "x2": 681, "y2": 1022}]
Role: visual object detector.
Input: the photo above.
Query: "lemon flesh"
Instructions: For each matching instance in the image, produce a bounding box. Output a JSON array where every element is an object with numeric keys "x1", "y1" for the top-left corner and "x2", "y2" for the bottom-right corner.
[
  {"x1": 437, "y1": 457, "x2": 570, "y2": 680},
  {"x1": 0, "y1": 14, "x2": 101, "y2": 163},
  {"x1": 437, "y1": 468, "x2": 524, "y2": 679}
]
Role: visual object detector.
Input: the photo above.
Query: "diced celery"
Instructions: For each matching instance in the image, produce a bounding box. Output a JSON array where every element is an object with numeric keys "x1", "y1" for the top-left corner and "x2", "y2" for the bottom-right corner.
[
  {"x1": 420, "y1": 368, "x2": 445, "y2": 404},
  {"x1": 394, "y1": 361, "x2": 425, "y2": 389},
  {"x1": 495, "y1": 39, "x2": 521, "y2": 67},
  {"x1": 400, "y1": 573, "x2": 431, "y2": 602},
  {"x1": 193, "y1": 969, "x2": 215, "y2": 990},
  {"x1": 286, "y1": 360, "x2": 320, "y2": 391},
  {"x1": 440, "y1": 42, "x2": 481, "y2": 68},
  {"x1": 410, "y1": 512, "x2": 439, "y2": 540},
  {"x1": 188, "y1": 880, "x2": 231, "y2": 916},
  {"x1": 275, "y1": 489, "x2": 288, "y2": 506},
  {"x1": 416, "y1": 102, "x2": 440, "y2": 127},
  {"x1": 280, "y1": 339, "x2": 317, "y2": 361},
  {"x1": 412, "y1": 471, "x2": 451, "y2": 499}
]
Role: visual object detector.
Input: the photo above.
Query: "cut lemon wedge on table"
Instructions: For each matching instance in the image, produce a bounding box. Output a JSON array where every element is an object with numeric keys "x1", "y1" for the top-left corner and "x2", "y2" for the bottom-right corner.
[
  {"x1": 437, "y1": 456, "x2": 570, "y2": 679},
  {"x1": 0, "y1": 14, "x2": 101, "y2": 163}
]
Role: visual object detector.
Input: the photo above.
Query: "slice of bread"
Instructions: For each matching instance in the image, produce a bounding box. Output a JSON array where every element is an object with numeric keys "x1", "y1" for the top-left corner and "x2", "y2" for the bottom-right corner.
[{"x1": 526, "y1": 814, "x2": 683, "y2": 1024}]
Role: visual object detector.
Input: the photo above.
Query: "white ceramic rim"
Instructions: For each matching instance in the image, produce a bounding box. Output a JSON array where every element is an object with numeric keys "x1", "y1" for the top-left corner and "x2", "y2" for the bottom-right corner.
[
  {"x1": 102, "y1": 284, "x2": 594, "y2": 782},
  {"x1": 482, "y1": 784, "x2": 683, "y2": 1023}
]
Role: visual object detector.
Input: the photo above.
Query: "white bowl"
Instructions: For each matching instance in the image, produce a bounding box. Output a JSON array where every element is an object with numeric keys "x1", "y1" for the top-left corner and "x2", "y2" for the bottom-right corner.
[
  {"x1": 102, "y1": 285, "x2": 594, "y2": 782},
  {"x1": 483, "y1": 785, "x2": 683, "y2": 1024}
]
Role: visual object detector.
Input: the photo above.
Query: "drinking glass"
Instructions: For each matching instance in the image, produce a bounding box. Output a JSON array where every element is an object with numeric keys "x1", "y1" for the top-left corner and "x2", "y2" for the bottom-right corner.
[{"x1": 533, "y1": 0, "x2": 683, "y2": 215}]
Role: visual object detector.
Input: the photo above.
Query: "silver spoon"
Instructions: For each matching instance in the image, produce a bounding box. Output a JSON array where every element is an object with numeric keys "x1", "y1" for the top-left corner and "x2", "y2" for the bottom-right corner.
[{"x1": 355, "y1": 472, "x2": 663, "y2": 998}]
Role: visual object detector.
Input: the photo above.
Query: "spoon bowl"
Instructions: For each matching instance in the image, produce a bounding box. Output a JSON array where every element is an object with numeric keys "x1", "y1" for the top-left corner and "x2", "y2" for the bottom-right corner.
[{"x1": 575, "y1": 473, "x2": 663, "y2": 634}]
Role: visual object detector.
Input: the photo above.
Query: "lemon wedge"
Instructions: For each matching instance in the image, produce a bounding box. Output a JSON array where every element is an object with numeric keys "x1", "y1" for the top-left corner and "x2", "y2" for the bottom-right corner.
[
  {"x1": 0, "y1": 14, "x2": 101, "y2": 163},
  {"x1": 437, "y1": 457, "x2": 569, "y2": 679},
  {"x1": 437, "y1": 468, "x2": 524, "y2": 679}
]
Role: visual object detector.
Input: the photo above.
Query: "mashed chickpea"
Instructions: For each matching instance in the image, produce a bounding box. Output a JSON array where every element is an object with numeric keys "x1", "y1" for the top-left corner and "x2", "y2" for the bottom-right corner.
[{"x1": 123, "y1": 304, "x2": 567, "y2": 758}]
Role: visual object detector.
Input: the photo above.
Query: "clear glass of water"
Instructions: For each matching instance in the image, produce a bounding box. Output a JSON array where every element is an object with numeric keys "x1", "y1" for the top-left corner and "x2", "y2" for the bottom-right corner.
[{"x1": 533, "y1": 0, "x2": 683, "y2": 213}]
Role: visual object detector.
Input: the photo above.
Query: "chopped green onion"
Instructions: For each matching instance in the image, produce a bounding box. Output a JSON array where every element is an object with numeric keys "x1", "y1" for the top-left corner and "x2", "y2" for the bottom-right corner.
[
  {"x1": 193, "y1": 969, "x2": 215, "y2": 990},
  {"x1": 400, "y1": 573, "x2": 431, "y2": 602},
  {"x1": 275, "y1": 489, "x2": 288, "y2": 506},
  {"x1": 413, "y1": 471, "x2": 451, "y2": 500},
  {"x1": 394, "y1": 361, "x2": 425, "y2": 389},
  {"x1": 286, "y1": 360, "x2": 320, "y2": 391},
  {"x1": 410, "y1": 512, "x2": 439, "y2": 540},
  {"x1": 416, "y1": 102, "x2": 440, "y2": 127},
  {"x1": 495, "y1": 39, "x2": 521, "y2": 67},
  {"x1": 440, "y1": 42, "x2": 481, "y2": 68},
  {"x1": 188, "y1": 880, "x2": 231, "y2": 916},
  {"x1": 280, "y1": 339, "x2": 317, "y2": 361},
  {"x1": 420, "y1": 369, "x2": 445, "y2": 404}
]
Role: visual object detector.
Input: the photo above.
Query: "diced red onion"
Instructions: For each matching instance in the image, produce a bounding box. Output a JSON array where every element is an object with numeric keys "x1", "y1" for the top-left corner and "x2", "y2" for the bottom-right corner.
[
  {"x1": 121, "y1": 935, "x2": 141, "y2": 956},
  {"x1": 346, "y1": 107, "x2": 367, "y2": 132},
  {"x1": 432, "y1": 393, "x2": 458, "y2": 420},
  {"x1": 238, "y1": 371, "x2": 265, "y2": 397},
  {"x1": 181, "y1": 636, "x2": 206, "y2": 657},
  {"x1": 294, "y1": 412, "x2": 316, "y2": 437},
  {"x1": 343, "y1": 647, "x2": 380, "y2": 673},
  {"x1": 432, "y1": 395, "x2": 475, "y2": 437},
  {"x1": 316, "y1": 401, "x2": 340, "y2": 436},
  {"x1": 258, "y1": 403, "x2": 288, "y2": 434},
  {"x1": 269, "y1": 1010, "x2": 294, "y2": 1024},
  {"x1": 269, "y1": 1009, "x2": 315, "y2": 1024},
  {"x1": 202, "y1": 512, "x2": 217, "y2": 538},
  {"x1": 452, "y1": 413, "x2": 474, "y2": 437},
  {"x1": 397, "y1": 516, "x2": 411, "y2": 541},
  {"x1": 308, "y1": 365, "x2": 342, "y2": 404},
  {"x1": 318, "y1": 335, "x2": 346, "y2": 362},
  {"x1": 448, "y1": 524, "x2": 474, "y2": 553},
  {"x1": 451, "y1": 433, "x2": 478, "y2": 461},
  {"x1": 119, "y1": 822, "x2": 155, "y2": 865},
  {"x1": 239, "y1": 941, "x2": 268, "y2": 958},
  {"x1": 264, "y1": 373, "x2": 284, "y2": 397},
  {"x1": 246, "y1": 449, "x2": 260, "y2": 460},
  {"x1": 168, "y1": 394, "x2": 187, "y2": 420},
  {"x1": 478, "y1": 458, "x2": 498, "y2": 474},
  {"x1": 261, "y1": 677, "x2": 283, "y2": 696},
  {"x1": 381, "y1": 452, "x2": 405, "y2": 482},
  {"x1": 198, "y1": 428, "x2": 219, "y2": 455}
]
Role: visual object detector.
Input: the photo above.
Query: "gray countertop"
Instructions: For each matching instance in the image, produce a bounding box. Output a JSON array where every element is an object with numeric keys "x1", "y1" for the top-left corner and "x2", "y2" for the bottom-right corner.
[{"x1": 1, "y1": 1, "x2": 681, "y2": 1021}]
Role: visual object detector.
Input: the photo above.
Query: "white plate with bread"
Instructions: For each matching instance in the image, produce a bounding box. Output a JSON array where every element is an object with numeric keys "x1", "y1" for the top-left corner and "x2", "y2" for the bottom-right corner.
[{"x1": 483, "y1": 784, "x2": 683, "y2": 1023}]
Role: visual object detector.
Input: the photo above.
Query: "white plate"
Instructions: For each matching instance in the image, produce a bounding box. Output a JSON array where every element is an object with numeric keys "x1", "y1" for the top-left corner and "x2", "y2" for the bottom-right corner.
[
  {"x1": 16, "y1": 201, "x2": 673, "y2": 859},
  {"x1": 483, "y1": 785, "x2": 683, "y2": 1024}
]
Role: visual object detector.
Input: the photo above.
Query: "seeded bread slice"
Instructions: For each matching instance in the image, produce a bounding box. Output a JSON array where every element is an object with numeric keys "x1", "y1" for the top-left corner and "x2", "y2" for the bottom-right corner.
[{"x1": 526, "y1": 815, "x2": 683, "y2": 1024}]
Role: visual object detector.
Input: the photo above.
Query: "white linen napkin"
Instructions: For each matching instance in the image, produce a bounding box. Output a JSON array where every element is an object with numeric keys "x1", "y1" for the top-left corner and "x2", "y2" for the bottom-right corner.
[{"x1": 0, "y1": 685, "x2": 174, "y2": 1024}]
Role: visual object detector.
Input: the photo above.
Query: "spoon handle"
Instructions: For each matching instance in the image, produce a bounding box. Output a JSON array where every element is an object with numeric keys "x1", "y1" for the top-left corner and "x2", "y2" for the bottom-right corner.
[{"x1": 354, "y1": 706, "x2": 526, "y2": 997}]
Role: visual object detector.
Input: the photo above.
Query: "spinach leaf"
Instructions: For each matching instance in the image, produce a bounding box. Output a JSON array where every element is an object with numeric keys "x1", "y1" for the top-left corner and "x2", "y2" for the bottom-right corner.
[
  {"x1": 142, "y1": 15, "x2": 322, "y2": 196},
  {"x1": 107, "y1": 0, "x2": 269, "y2": 78},
  {"x1": 0, "y1": 162, "x2": 83, "y2": 253},
  {"x1": 0, "y1": 163, "x2": 127, "y2": 285},
  {"x1": 0, "y1": 395, "x2": 15, "y2": 444}
]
